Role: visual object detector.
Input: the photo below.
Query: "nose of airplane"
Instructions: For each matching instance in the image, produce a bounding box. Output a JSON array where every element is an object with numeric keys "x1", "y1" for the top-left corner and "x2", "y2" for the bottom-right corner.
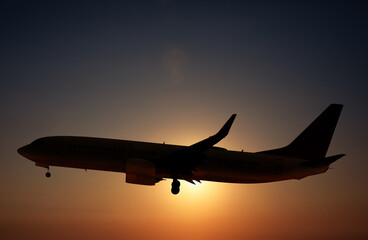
[{"x1": 17, "y1": 145, "x2": 29, "y2": 158}]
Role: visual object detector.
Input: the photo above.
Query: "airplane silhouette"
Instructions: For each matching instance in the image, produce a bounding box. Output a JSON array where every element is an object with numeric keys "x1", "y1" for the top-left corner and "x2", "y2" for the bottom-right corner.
[{"x1": 18, "y1": 104, "x2": 344, "y2": 194}]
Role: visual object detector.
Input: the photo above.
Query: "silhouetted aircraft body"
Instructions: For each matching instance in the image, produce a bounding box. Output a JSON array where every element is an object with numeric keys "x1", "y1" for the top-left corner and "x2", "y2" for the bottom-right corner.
[{"x1": 18, "y1": 104, "x2": 344, "y2": 194}]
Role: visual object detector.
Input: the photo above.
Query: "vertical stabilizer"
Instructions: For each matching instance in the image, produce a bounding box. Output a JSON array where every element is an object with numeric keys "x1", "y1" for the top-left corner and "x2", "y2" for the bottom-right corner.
[{"x1": 261, "y1": 104, "x2": 343, "y2": 160}]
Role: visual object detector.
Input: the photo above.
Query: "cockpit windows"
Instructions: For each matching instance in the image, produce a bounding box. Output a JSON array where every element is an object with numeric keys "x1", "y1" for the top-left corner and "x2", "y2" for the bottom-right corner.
[{"x1": 32, "y1": 138, "x2": 45, "y2": 145}]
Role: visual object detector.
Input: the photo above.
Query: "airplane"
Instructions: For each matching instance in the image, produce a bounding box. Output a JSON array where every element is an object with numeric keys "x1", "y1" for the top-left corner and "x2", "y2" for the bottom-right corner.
[{"x1": 18, "y1": 104, "x2": 344, "y2": 195}]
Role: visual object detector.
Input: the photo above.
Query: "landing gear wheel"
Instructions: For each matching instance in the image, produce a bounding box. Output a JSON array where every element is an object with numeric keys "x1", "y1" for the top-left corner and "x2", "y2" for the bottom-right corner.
[
  {"x1": 45, "y1": 172, "x2": 51, "y2": 178},
  {"x1": 171, "y1": 187, "x2": 179, "y2": 195},
  {"x1": 171, "y1": 179, "x2": 180, "y2": 195}
]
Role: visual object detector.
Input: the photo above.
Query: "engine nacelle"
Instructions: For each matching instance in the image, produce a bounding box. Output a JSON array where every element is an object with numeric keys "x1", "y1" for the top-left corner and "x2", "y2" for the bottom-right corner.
[{"x1": 125, "y1": 158, "x2": 156, "y2": 185}]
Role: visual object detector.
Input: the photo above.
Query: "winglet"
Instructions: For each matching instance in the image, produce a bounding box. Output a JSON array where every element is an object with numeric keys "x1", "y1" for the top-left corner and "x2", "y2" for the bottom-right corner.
[
  {"x1": 189, "y1": 114, "x2": 237, "y2": 151},
  {"x1": 214, "y1": 114, "x2": 237, "y2": 140}
]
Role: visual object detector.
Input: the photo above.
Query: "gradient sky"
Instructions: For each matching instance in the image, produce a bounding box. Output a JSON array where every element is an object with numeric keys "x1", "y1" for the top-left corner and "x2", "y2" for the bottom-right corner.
[{"x1": 1, "y1": 1, "x2": 367, "y2": 239}]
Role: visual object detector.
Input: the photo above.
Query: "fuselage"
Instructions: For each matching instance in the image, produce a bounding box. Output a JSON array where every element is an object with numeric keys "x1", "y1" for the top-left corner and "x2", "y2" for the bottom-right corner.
[{"x1": 18, "y1": 136, "x2": 328, "y2": 184}]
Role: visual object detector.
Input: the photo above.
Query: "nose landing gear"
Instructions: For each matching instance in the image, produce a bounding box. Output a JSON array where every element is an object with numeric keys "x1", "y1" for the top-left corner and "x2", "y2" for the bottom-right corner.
[{"x1": 171, "y1": 179, "x2": 180, "y2": 195}]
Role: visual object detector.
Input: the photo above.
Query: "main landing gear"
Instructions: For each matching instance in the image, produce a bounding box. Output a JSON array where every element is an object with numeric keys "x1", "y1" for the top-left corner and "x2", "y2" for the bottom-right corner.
[
  {"x1": 45, "y1": 168, "x2": 51, "y2": 178},
  {"x1": 171, "y1": 179, "x2": 180, "y2": 195}
]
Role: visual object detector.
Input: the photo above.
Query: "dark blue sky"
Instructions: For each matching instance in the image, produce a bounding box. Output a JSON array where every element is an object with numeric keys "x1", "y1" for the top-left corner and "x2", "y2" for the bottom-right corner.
[
  {"x1": 2, "y1": 1, "x2": 367, "y2": 117},
  {"x1": 1, "y1": 1, "x2": 367, "y2": 239}
]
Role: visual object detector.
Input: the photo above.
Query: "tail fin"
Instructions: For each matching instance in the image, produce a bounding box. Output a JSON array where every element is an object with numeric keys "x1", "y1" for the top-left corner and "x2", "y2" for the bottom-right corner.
[{"x1": 260, "y1": 104, "x2": 343, "y2": 160}]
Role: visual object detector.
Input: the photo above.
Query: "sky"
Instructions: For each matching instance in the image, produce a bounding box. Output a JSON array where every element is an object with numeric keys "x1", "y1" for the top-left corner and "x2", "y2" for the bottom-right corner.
[{"x1": 1, "y1": 0, "x2": 367, "y2": 239}]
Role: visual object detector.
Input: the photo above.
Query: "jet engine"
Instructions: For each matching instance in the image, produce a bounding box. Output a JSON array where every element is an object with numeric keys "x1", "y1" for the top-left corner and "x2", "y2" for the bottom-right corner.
[{"x1": 125, "y1": 158, "x2": 156, "y2": 185}]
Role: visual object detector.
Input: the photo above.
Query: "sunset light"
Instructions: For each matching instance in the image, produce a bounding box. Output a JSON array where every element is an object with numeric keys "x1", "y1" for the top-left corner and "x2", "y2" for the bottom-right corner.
[{"x1": 1, "y1": 1, "x2": 367, "y2": 240}]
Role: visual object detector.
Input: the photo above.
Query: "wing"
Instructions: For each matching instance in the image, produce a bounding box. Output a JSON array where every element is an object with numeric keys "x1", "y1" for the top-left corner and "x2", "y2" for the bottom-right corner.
[{"x1": 156, "y1": 114, "x2": 236, "y2": 181}]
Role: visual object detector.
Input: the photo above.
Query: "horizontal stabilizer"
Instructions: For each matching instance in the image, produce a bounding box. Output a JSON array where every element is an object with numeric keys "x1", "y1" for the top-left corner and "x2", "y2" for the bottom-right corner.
[
  {"x1": 302, "y1": 154, "x2": 345, "y2": 168},
  {"x1": 324, "y1": 154, "x2": 345, "y2": 165}
]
